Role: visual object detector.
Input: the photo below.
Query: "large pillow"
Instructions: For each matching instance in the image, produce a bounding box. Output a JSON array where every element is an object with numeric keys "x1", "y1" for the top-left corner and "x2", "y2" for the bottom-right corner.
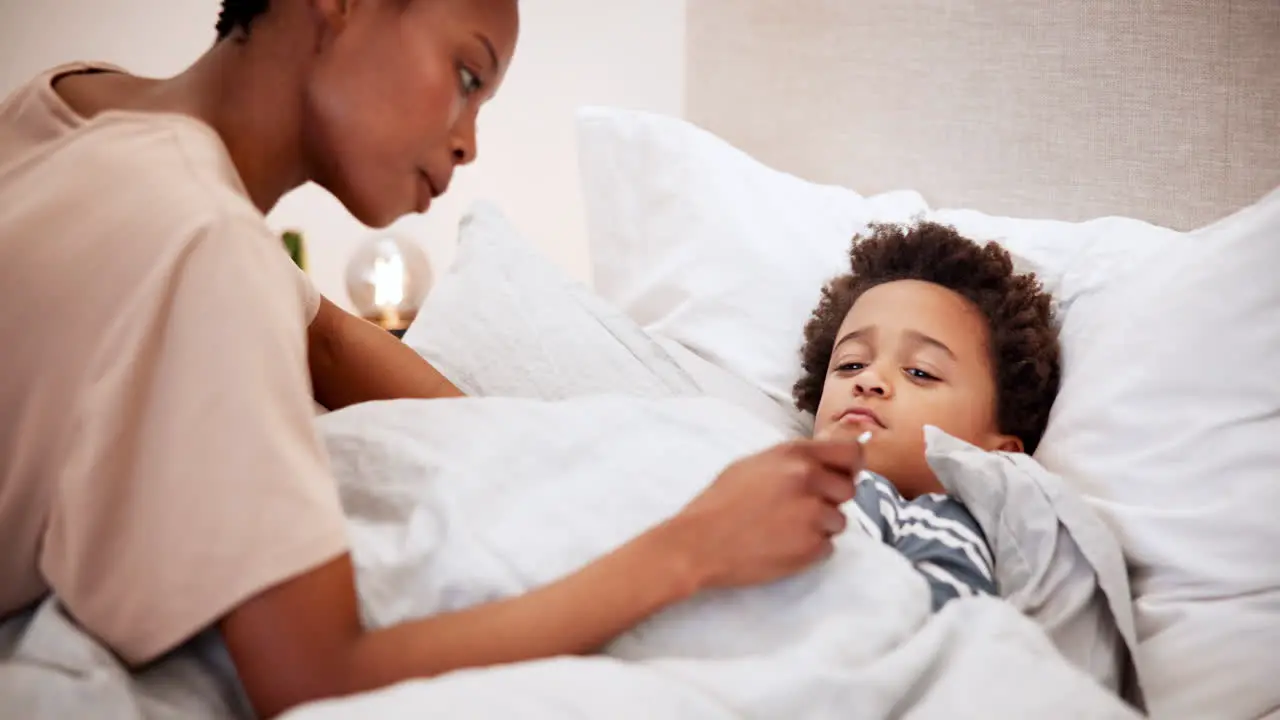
[
  {"x1": 925, "y1": 208, "x2": 1180, "y2": 330},
  {"x1": 402, "y1": 201, "x2": 696, "y2": 400},
  {"x1": 575, "y1": 107, "x2": 1179, "y2": 410},
  {"x1": 1035, "y1": 187, "x2": 1280, "y2": 719},
  {"x1": 576, "y1": 106, "x2": 929, "y2": 408},
  {"x1": 403, "y1": 202, "x2": 808, "y2": 435}
]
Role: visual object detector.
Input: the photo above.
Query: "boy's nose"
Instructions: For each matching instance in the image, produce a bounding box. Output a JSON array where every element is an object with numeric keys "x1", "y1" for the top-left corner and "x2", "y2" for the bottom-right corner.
[{"x1": 853, "y1": 370, "x2": 890, "y2": 398}]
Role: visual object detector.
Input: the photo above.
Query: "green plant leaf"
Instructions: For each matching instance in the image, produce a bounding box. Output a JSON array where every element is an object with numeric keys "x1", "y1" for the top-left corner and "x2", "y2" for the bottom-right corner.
[{"x1": 281, "y1": 230, "x2": 307, "y2": 270}]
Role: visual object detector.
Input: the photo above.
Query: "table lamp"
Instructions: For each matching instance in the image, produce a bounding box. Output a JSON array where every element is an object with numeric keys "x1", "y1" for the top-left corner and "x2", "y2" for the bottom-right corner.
[{"x1": 345, "y1": 232, "x2": 433, "y2": 335}]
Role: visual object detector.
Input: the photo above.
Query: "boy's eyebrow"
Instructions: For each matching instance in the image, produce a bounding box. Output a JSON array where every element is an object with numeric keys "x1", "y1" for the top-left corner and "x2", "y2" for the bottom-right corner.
[
  {"x1": 833, "y1": 327, "x2": 873, "y2": 350},
  {"x1": 834, "y1": 327, "x2": 957, "y2": 360},
  {"x1": 904, "y1": 330, "x2": 956, "y2": 360}
]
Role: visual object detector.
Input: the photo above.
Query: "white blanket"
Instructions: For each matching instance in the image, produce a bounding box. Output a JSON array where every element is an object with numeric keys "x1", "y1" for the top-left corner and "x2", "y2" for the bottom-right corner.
[
  {"x1": 0, "y1": 393, "x2": 1137, "y2": 718},
  {"x1": 285, "y1": 395, "x2": 1138, "y2": 719}
]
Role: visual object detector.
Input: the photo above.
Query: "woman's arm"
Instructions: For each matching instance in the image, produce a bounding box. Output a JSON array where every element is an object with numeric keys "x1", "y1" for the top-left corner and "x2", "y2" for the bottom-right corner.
[
  {"x1": 307, "y1": 296, "x2": 463, "y2": 410},
  {"x1": 223, "y1": 521, "x2": 697, "y2": 717},
  {"x1": 220, "y1": 439, "x2": 864, "y2": 718}
]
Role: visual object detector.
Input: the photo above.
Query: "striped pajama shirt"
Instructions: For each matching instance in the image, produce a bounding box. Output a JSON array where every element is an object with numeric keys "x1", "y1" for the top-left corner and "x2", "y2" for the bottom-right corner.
[{"x1": 849, "y1": 471, "x2": 996, "y2": 610}]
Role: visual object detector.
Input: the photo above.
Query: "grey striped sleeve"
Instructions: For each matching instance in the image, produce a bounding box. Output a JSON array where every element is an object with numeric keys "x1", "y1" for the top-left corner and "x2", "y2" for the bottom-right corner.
[{"x1": 851, "y1": 472, "x2": 997, "y2": 611}]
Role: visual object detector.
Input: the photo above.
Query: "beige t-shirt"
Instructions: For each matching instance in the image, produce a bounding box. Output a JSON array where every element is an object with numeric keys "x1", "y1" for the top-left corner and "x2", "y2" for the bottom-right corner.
[{"x1": 0, "y1": 63, "x2": 349, "y2": 665}]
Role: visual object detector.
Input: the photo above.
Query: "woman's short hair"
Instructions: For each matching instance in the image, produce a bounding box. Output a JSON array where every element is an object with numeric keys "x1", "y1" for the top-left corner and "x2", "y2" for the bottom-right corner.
[{"x1": 216, "y1": 0, "x2": 270, "y2": 40}]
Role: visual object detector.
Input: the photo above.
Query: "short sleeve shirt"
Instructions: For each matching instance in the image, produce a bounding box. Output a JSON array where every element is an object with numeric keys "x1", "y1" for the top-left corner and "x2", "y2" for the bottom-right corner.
[{"x1": 0, "y1": 63, "x2": 347, "y2": 665}]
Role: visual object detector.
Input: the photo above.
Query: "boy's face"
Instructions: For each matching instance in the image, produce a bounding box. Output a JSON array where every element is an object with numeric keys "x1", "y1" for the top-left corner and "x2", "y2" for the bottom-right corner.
[{"x1": 813, "y1": 279, "x2": 1022, "y2": 498}]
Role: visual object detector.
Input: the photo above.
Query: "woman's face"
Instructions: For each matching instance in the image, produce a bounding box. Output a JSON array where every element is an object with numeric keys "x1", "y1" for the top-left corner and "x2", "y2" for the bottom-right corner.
[{"x1": 301, "y1": 0, "x2": 519, "y2": 228}]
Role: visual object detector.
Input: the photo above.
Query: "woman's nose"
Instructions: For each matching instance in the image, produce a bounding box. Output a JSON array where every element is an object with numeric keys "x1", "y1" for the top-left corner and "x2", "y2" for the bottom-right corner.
[{"x1": 450, "y1": 113, "x2": 478, "y2": 166}]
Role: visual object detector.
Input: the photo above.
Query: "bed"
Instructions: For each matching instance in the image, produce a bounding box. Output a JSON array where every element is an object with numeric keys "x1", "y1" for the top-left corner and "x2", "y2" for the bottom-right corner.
[{"x1": 3, "y1": 2, "x2": 1278, "y2": 719}]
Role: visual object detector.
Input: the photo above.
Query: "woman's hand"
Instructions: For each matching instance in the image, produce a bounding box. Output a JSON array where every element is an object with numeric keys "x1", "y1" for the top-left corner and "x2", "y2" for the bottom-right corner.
[{"x1": 658, "y1": 438, "x2": 864, "y2": 591}]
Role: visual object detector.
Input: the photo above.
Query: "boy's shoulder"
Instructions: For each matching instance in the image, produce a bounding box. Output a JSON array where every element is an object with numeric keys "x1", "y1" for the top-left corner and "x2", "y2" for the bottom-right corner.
[{"x1": 850, "y1": 471, "x2": 988, "y2": 547}]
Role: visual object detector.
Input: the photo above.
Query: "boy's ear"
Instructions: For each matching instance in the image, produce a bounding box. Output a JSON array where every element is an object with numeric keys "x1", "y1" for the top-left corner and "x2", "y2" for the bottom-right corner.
[{"x1": 984, "y1": 433, "x2": 1024, "y2": 454}]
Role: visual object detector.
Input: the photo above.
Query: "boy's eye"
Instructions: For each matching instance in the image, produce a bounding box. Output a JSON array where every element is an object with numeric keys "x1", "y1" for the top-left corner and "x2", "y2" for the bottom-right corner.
[
  {"x1": 834, "y1": 362, "x2": 865, "y2": 373},
  {"x1": 458, "y1": 66, "x2": 482, "y2": 95},
  {"x1": 905, "y1": 367, "x2": 938, "y2": 381}
]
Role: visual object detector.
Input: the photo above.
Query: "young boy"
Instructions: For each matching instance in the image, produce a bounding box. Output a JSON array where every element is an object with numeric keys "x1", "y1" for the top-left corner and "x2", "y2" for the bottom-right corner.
[{"x1": 794, "y1": 221, "x2": 1061, "y2": 610}]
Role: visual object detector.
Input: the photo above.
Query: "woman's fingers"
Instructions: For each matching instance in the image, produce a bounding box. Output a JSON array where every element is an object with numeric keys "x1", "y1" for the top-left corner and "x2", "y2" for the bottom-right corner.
[
  {"x1": 793, "y1": 435, "x2": 865, "y2": 475},
  {"x1": 808, "y1": 467, "x2": 857, "y2": 505},
  {"x1": 811, "y1": 500, "x2": 848, "y2": 535}
]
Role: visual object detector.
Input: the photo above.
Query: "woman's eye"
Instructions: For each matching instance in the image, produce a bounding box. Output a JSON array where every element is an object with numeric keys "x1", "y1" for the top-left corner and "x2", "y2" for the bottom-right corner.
[
  {"x1": 905, "y1": 367, "x2": 938, "y2": 381},
  {"x1": 458, "y1": 66, "x2": 482, "y2": 95}
]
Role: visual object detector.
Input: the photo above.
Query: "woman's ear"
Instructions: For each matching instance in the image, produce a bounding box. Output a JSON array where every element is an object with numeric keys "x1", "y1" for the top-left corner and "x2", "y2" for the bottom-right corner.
[
  {"x1": 309, "y1": 0, "x2": 355, "y2": 49},
  {"x1": 984, "y1": 433, "x2": 1025, "y2": 454}
]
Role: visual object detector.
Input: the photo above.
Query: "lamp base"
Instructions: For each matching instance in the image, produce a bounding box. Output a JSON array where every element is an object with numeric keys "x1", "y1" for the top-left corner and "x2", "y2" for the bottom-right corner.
[{"x1": 361, "y1": 309, "x2": 418, "y2": 333}]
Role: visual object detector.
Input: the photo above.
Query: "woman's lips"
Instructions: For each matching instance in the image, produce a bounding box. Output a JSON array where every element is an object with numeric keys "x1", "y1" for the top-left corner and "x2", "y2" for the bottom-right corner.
[{"x1": 416, "y1": 170, "x2": 437, "y2": 213}]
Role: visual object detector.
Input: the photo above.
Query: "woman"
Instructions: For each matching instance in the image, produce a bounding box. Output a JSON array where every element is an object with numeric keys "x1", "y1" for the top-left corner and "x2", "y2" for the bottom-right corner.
[{"x1": 0, "y1": 0, "x2": 863, "y2": 716}]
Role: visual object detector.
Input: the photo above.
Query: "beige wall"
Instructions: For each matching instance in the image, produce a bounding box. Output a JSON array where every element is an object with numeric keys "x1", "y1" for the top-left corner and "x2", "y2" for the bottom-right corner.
[
  {"x1": 7, "y1": 1, "x2": 1277, "y2": 305},
  {"x1": 0, "y1": 0, "x2": 688, "y2": 306},
  {"x1": 685, "y1": 0, "x2": 1280, "y2": 231}
]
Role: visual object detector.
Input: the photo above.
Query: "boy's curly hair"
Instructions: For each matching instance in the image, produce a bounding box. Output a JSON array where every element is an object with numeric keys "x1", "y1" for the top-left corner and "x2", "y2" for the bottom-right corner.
[{"x1": 792, "y1": 221, "x2": 1061, "y2": 454}]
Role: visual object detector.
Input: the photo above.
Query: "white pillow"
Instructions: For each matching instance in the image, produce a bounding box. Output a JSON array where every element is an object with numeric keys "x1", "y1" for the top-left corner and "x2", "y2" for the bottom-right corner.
[
  {"x1": 404, "y1": 202, "x2": 806, "y2": 435},
  {"x1": 403, "y1": 201, "x2": 698, "y2": 400},
  {"x1": 575, "y1": 106, "x2": 1179, "y2": 411},
  {"x1": 925, "y1": 209, "x2": 1180, "y2": 331},
  {"x1": 926, "y1": 427, "x2": 1139, "y2": 704},
  {"x1": 1035, "y1": 187, "x2": 1280, "y2": 719},
  {"x1": 576, "y1": 106, "x2": 929, "y2": 407}
]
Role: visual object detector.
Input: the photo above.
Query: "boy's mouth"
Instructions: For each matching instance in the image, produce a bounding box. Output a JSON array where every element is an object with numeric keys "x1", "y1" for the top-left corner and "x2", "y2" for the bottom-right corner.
[{"x1": 836, "y1": 407, "x2": 885, "y2": 428}]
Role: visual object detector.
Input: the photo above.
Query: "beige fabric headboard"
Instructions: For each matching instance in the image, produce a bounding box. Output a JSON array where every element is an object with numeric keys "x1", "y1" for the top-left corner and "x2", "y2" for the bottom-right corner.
[{"x1": 686, "y1": 0, "x2": 1280, "y2": 230}]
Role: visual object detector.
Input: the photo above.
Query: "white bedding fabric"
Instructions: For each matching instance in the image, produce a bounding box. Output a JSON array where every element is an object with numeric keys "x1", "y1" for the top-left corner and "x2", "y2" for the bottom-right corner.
[
  {"x1": 284, "y1": 394, "x2": 1138, "y2": 719},
  {"x1": 0, "y1": 394, "x2": 1136, "y2": 720},
  {"x1": 1035, "y1": 186, "x2": 1280, "y2": 719},
  {"x1": 926, "y1": 428, "x2": 1138, "y2": 701},
  {"x1": 404, "y1": 201, "x2": 814, "y2": 438},
  {"x1": 286, "y1": 602, "x2": 1130, "y2": 720},
  {"x1": 0, "y1": 396, "x2": 1135, "y2": 720}
]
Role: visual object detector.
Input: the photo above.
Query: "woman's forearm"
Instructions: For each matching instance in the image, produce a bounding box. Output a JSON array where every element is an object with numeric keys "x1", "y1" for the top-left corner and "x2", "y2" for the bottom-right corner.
[
  {"x1": 308, "y1": 297, "x2": 463, "y2": 410},
  {"x1": 226, "y1": 520, "x2": 706, "y2": 718},
  {"x1": 343, "y1": 519, "x2": 703, "y2": 690}
]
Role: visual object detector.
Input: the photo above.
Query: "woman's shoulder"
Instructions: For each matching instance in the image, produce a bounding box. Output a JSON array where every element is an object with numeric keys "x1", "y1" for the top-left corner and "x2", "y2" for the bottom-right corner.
[
  {"x1": 1, "y1": 108, "x2": 298, "y2": 315},
  {"x1": 16, "y1": 109, "x2": 279, "y2": 265},
  {"x1": 66, "y1": 111, "x2": 257, "y2": 221}
]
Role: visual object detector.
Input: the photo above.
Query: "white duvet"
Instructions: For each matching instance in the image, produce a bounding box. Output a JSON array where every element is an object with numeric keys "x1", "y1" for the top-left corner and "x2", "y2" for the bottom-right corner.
[
  {"x1": 0, "y1": 392, "x2": 1137, "y2": 719},
  {"x1": 284, "y1": 395, "x2": 1139, "y2": 719}
]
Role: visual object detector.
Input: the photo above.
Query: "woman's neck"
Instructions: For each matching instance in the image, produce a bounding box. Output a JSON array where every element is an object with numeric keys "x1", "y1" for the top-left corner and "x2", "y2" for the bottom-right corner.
[
  {"x1": 152, "y1": 41, "x2": 313, "y2": 214},
  {"x1": 56, "y1": 40, "x2": 313, "y2": 215}
]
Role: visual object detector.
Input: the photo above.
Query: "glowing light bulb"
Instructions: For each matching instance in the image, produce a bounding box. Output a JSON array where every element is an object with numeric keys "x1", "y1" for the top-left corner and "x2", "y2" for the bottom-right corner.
[
  {"x1": 371, "y1": 254, "x2": 406, "y2": 308},
  {"x1": 345, "y1": 232, "x2": 432, "y2": 331}
]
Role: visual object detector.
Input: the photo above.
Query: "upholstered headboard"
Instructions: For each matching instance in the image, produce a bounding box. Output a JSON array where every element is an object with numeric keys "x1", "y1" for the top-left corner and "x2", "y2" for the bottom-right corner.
[{"x1": 686, "y1": 0, "x2": 1280, "y2": 230}]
